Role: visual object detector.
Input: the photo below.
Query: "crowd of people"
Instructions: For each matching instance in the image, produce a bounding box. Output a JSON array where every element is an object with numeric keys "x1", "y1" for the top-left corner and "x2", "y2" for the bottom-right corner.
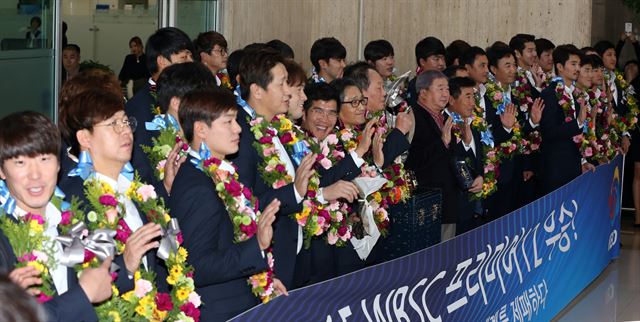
[{"x1": 0, "y1": 26, "x2": 638, "y2": 322}]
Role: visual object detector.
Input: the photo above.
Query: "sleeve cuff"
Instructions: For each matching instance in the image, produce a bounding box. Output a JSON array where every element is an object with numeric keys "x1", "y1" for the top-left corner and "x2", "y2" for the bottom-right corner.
[
  {"x1": 349, "y1": 150, "x2": 366, "y2": 168},
  {"x1": 294, "y1": 187, "x2": 304, "y2": 203},
  {"x1": 577, "y1": 119, "x2": 584, "y2": 129},
  {"x1": 462, "y1": 141, "x2": 472, "y2": 151},
  {"x1": 503, "y1": 126, "x2": 513, "y2": 133},
  {"x1": 529, "y1": 118, "x2": 539, "y2": 128},
  {"x1": 623, "y1": 131, "x2": 631, "y2": 137},
  {"x1": 316, "y1": 188, "x2": 327, "y2": 204},
  {"x1": 581, "y1": 158, "x2": 588, "y2": 165}
]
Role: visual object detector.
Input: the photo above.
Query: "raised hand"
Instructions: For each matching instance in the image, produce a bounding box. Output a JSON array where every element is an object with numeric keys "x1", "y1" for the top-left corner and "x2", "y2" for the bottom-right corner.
[
  {"x1": 293, "y1": 153, "x2": 316, "y2": 197},
  {"x1": 577, "y1": 99, "x2": 589, "y2": 125},
  {"x1": 163, "y1": 142, "x2": 188, "y2": 194},
  {"x1": 500, "y1": 103, "x2": 517, "y2": 129},
  {"x1": 372, "y1": 131, "x2": 384, "y2": 167},
  {"x1": 530, "y1": 98, "x2": 545, "y2": 125},
  {"x1": 396, "y1": 109, "x2": 414, "y2": 135},
  {"x1": 462, "y1": 119, "x2": 472, "y2": 145},
  {"x1": 355, "y1": 118, "x2": 376, "y2": 158},
  {"x1": 441, "y1": 117, "x2": 453, "y2": 146},
  {"x1": 257, "y1": 199, "x2": 280, "y2": 250},
  {"x1": 123, "y1": 223, "x2": 162, "y2": 274}
]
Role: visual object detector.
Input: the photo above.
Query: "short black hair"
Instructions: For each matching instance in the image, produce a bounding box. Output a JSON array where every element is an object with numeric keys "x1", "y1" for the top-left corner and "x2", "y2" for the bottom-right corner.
[
  {"x1": 580, "y1": 53, "x2": 595, "y2": 67},
  {"x1": 553, "y1": 44, "x2": 582, "y2": 70},
  {"x1": 239, "y1": 48, "x2": 285, "y2": 100},
  {"x1": 30, "y1": 16, "x2": 41, "y2": 27},
  {"x1": 593, "y1": 40, "x2": 616, "y2": 57},
  {"x1": 267, "y1": 39, "x2": 295, "y2": 59},
  {"x1": 156, "y1": 62, "x2": 216, "y2": 113},
  {"x1": 145, "y1": 27, "x2": 194, "y2": 75},
  {"x1": 227, "y1": 49, "x2": 245, "y2": 88},
  {"x1": 443, "y1": 65, "x2": 467, "y2": 78},
  {"x1": 330, "y1": 77, "x2": 360, "y2": 103},
  {"x1": 63, "y1": 44, "x2": 80, "y2": 55},
  {"x1": 487, "y1": 44, "x2": 515, "y2": 68},
  {"x1": 0, "y1": 274, "x2": 46, "y2": 322},
  {"x1": 193, "y1": 31, "x2": 227, "y2": 62},
  {"x1": 535, "y1": 38, "x2": 555, "y2": 57},
  {"x1": 0, "y1": 112, "x2": 60, "y2": 166},
  {"x1": 581, "y1": 46, "x2": 597, "y2": 54},
  {"x1": 509, "y1": 34, "x2": 535, "y2": 53},
  {"x1": 448, "y1": 76, "x2": 476, "y2": 99},
  {"x1": 310, "y1": 37, "x2": 347, "y2": 70},
  {"x1": 415, "y1": 36, "x2": 445, "y2": 66},
  {"x1": 364, "y1": 39, "x2": 394, "y2": 63},
  {"x1": 303, "y1": 82, "x2": 341, "y2": 113},
  {"x1": 589, "y1": 54, "x2": 604, "y2": 69},
  {"x1": 179, "y1": 88, "x2": 237, "y2": 143},
  {"x1": 625, "y1": 59, "x2": 639, "y2": 69},
  {"x1": 343, "y1": 61, "x2": 376, "y2": 92},
  {"x1": 459, "y1": 46, "x2": 487, "y2": 67},
  {"x1": 445, "y1": 40, "x2": 471, "y2": 66}
]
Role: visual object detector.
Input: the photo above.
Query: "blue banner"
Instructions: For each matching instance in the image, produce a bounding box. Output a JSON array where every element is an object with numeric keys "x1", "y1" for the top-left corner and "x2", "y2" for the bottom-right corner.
[{"x1": 232, "y1": 156, "x2": 623, "y2": 322}]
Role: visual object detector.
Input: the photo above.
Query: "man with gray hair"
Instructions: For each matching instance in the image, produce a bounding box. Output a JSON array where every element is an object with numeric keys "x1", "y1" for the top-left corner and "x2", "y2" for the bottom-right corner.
[{"x1": 406, "y1": 70, "x2": 460, "y2": 241}]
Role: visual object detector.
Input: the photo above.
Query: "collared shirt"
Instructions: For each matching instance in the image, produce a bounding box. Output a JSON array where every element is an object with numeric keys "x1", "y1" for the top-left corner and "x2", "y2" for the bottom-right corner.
[
  {"x1": 94, "y1": 172, "x2": 147, "y2": 270},
  {"x1": 425, "y1": 106, "x2": 446, "y2": 131},
  {"x1": 607, "y1": 70, "x2": 618, "y2": 106},
  {"x1": 1, "y1": 199, "x2": 68, "y2": 294},
  {"x1": 444, "y1": 108, "x2": 477, "y2": 155}
]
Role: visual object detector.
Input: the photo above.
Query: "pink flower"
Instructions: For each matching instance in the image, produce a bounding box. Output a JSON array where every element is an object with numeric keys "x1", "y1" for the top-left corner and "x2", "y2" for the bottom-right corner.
[
  {"x1": 136, "y1": 185, "x2": 157, "y2": 202},
  {"x1": 188, "y1": 292, "x2": 202, "y2": 308},
  {"x1": 36, "y1": 293, "x2": 53, "y2": 303},
  {"x1": 105, "y1": 208, "x2": 118, "y2": 224},
  {"x1": 337, "y1": 225, "x2": 349, "y2": 236},
  {"x1": 584, "y1": 147, "x2": 593, "y2": 157},
  {"x1": 573, "y1": 135, "x2": 583, "y2": 143},
  {"x1": 565, "y1": 116, "x2": 572, "y2": 123},
  {"x1": 115, "y1": 219, "x2": 132, "y2": 243},
  {"x1": 32, "y1": 250, "x2": 48, "y2": 262},
  {"x1": 273, "y1": 179, "x2": 287, "y2": 189},
  {"x1": 110, "y1": 271, "x2": 118, "y2": 282},
  {"x1": 485, "y1": 163, "x2": 495, "y2": 172},
  {"x1": 155, "y1": 292, "x2": 173, "y2": 311},
  {"x1": 275, "y1": 164, "x2": 286, "y2": 173},
  {"x1": 177, "y1": 232, "x2": 184, "y2": 245},
  {"x1": 134, "y1": 278, "x2": 153, "y2": 298},
  {"x1": 319, "y1": 158, "x2": 332, "y2": 169},
  {"x1": 242, "y1": 186, "x2": 252, "y2": 200},
  {"x1": 327, "y1": 231, "x2": 338, "y2": 245},
  {"x1": 332, "y1": 150, "x2": 345, "y2": 159},
  {"x1": 262, "y1": 146, "x2": 276, "y2": 157},
  {"x1": 156, "y1": 159, "x2": 167, "y2": 171},
  {"x1": 24, "y1": 213, "x2": 44, "y2": 225},
  {"x1": 83, "y1": 249, "x2": 96, "y2": 263},
  {"x1": 60, "y1": 211, "x2": 72, "y2": 225},
  {"x1": 326, "y1": 134, "x2": 338, "y2": 145},
  {"x1": 180, "y1": 302, "x2": 201, "y2": 322},
  {"x1": 99, "y1": 195, "x2": 118, "y2": 207},
  {"x1": 493, "y1": 92, "x2": 503, "y2": 101}
]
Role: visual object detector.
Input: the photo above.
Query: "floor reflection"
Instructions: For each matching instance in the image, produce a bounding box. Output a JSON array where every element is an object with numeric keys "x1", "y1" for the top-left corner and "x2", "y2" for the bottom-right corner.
[{"x1": 554, "y1": 214, "x2": 640, "y2": 322}]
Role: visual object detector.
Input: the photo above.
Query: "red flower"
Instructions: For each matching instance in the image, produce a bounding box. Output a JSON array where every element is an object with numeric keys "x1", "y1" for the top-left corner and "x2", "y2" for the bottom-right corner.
[
  {"x1": 99, "y1": 195, "x2": 118, "y2": 207},
  {"x1": 155, "y1": 292, "x2": 173, "y2": 311},
  {"x1": 280, "y1": 132, "x2": 294, "y2": 144},
  {"x1": 110, "y1": 271, "x2": 118, "y2": 282},
  {"x1": 337, "y1": 225, "x2": 348, "y2": 236},
  {"x1": 60, "y1": 211, "x2": 72, "y2": 225},
  {"x1": 115, "y1": 219, "x2": 132, "y2": 243},
  {"x1": 180, "y1": 302, "x2": 201, "y2": 322},
  {"x1": 177, "y1": 232, "x2": 184, "y2": 245},
  {"x1": 307, "y1": 189, "x2": 316, "y2": 199},
  {"x1": 84, "y1": 249, "x2": 96, "y2": 263},
  {"x1": 224, "y1": 179, "x2": 243, "y2": 197},
  {"x1": 275, "y1": 164, "x2": 286, "y2": 173},
  {"x1": 240, "y1": 221, "x2": 257, "y2": 237},
  {"x1": 242, "y1": 186, "x2": 252, "y2": 200},
  {"x1": 258, "y1": 136, "x2": 272, "y2": 144},
  {"x1": 318, "y1": 209, "x2": 331, "y2": 222}
]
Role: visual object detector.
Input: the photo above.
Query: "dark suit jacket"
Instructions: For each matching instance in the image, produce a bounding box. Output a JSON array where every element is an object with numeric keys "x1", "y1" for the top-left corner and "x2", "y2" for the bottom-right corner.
[
  {"x1": 317, "y1": 153, "x2": 360, "y2": 187},
  {"x1": 229, "y1": 107, "x2": 302, "y2": 289},
  {"x1": 58, "y1": 175, "x2": 168, "y2": 294},
  {"x1": 539, "y1": 81, "x2": 582, "y2": 193},
  {"x1": 382, "y1": 128, "x2": 411, "y2": 167},
  {"x1": 169, "y1": 156, "x2": 267, "y2": 321},
  {"x1": 405, "y1": 103, "x2": 459, "y2": 224},
  {"x1": 0, "y1": 218, "x2": 97, "y2": 322}
]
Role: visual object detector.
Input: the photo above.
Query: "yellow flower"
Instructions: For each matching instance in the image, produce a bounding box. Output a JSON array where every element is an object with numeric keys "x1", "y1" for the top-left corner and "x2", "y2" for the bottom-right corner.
[
  {"x1": 617, "y1": 74, "x2": 624, "y2": 81},
  {"x1": 152, "y1": 309, "x2": 168, "y2": 321},
  {"x1": 176, "y1": 247, "x2": 188, "y2": 263},
  {"x1": 166, "y1": 274, "x2": 177, "y2": 285},
  {"x1": 164, "y1": 213, "x2": 171, "y2": 224},
  {"x1": 177, "y1": 287, "x2": 190, "y2": 301},
  {"x1": 279, "y1": 118, "x2": 292, "y2": 132},
  {"x1": 29, "y1": 220, "x2": 44, "y2": 234},
  {"x1": 139, "y1": 295, "x2": 153, "y2": 307},
  {"x1": 108, "y1": 311, "x2": 121, "y2": 322},
  {"x1": 101, "y1": 183, "x2": 115, "y2": 195},
  {"x1": 112, "y1": 285, "x2": 119, "y2": 297},
  {"x1": 170, "y1": 265, "x2": 183, "y2": 277},
  {"x1": 373, "y1": 192, "x2": 382, "y2": 203},
  {"x1": 122, "y1": 291, "x2": 134, "y2": 302},
  {"x1": 134, "y1": 271, "x2": 141, "y2": 281},
  {"x1": 135, "y1": 304, "x2": 147, "y2": 317},
  {"x1": 27, "y1": 261, "x2": 45, "y2": 273}
]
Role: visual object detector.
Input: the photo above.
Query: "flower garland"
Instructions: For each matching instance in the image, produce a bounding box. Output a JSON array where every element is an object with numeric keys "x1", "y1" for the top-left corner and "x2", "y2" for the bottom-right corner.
[
  {"x1": 0, "y1": 211, "x2": 57, "y2": 303},
  {"x1": 606, "y1": 70, "x2": 640, "y2": 132},
  {"x1": 216, "y1": 72, "x2": 233, "y2": 90},
  {"x1": 589, "y1": 88, "x2": 621, "y2": 162},
  {"x1": 512, "y1": 69, "x2": 535, "y2": 113},
  {"x1": 193, "y1": 155, "x2": 276, "y2": 303},
  {"x1": 470, "y1": 94, "x2": 499, "y2": 199},
  {"x1": 573, "y1": 87, "x2": 608, "y2": 163},
  {"x1": 141, "y1": 111, "x2": 189, "y2": 181}
]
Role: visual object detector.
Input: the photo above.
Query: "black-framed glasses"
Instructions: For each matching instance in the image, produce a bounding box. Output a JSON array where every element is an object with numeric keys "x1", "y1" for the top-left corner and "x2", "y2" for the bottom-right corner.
[
  {"x1": 211, "y1": 48, "x2": 228, "y2": 56},
  {"x1": 94, "y1": 117, "x2": 137, "y2": 134},
  {"x1": 341, "y1": 97, "x2": 368, "y2": 108},
  {"x1": 310, "y1": 107, "x2": 338, "y2": 118}
]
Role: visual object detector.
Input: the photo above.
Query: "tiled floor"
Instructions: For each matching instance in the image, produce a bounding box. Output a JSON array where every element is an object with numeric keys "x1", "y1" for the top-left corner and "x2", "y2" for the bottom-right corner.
[{"x1": 553, "y1": 213, "x2": 640, "y2": 322}]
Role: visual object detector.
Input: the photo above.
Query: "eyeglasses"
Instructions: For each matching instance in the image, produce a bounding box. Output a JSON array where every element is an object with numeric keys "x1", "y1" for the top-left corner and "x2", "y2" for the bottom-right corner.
[
  {"x1": 94, "y1": 117, "x2": 137, "y2": 134},
  {"x1": 341, "y1": 97, "x2": 368, "y2": 108},
  {"x1": 310, "y1": 107, "x2": 338, "y2": 118},
  {"x1": 211, "y1": 48, "x2": 228, "y2": 56}
]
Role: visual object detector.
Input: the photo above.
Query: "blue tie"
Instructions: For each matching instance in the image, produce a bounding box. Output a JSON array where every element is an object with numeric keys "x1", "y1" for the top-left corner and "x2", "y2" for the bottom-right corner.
[
  {"x1": 145, "y1": 114, "x2": 179, "y2": 131},
  {"x1": 0, "y1": 180, "x2": 16, "y2": 215},
  {"x1": 235, "y1": 85, "x2": 256, "y2": 119}
]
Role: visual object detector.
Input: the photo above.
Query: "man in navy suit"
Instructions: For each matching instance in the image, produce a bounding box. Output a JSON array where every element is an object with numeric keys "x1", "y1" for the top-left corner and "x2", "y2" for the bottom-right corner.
[
  {"x1": 446, "y1": 77, "x2": 485, "y2": 234},
  {"x1": 539, "y1": 45, "x2": 594, "y2": 193},
  {"x1": 171, "y1": 89, "x2": 284, "y2": 321},
  {"x1": 0, "y1": 111, "x2": 113, "y2": 322}
]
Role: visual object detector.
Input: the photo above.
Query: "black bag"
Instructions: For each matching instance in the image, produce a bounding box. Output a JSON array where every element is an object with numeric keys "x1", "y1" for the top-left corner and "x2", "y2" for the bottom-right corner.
[{"x1": 380, "y1": 188, "x2": 442, "y2": 262}]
